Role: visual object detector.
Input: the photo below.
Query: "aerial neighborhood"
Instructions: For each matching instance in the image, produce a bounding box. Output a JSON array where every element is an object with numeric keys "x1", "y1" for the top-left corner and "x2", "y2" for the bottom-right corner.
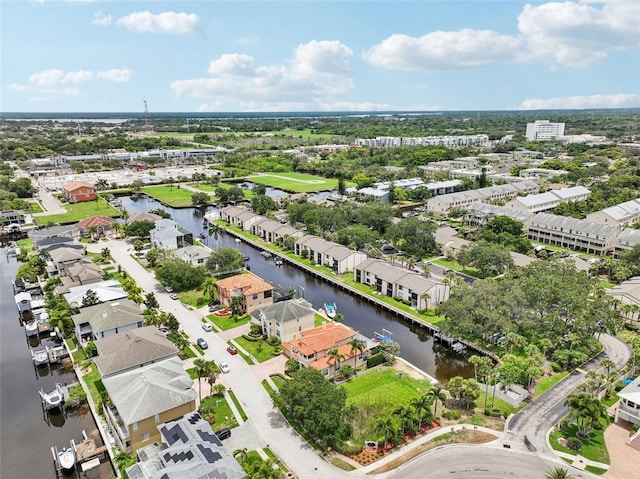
[{"x1": 2, "y1": 111, "x2": 640, "y2": 479}]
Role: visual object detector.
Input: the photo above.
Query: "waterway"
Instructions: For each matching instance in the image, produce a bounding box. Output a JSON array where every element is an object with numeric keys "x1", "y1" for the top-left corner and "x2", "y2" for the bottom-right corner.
[
  {"x1": 123, "y1": 195, "x2": 473, "y2": 382},
  {"x1": 0, "y1": 250, "x2": 113, "y2": 478}
]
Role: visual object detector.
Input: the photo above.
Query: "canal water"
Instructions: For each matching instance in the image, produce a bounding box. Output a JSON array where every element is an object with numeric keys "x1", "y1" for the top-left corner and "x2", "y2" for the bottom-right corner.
[
  {"x1": 123, "y1": 196, "x2": 473, "y2": 382},
  {"x1": 0, "y1": 250, "x2": 113, "y2": 478}
]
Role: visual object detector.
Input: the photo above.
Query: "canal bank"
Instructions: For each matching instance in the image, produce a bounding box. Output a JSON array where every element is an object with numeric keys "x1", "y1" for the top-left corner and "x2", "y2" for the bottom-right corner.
[
  {"x1": 119, "y1": 196, "x2": 475, "y2": 381},
  {"x1": 0, "y1": 249, "x2": 114, "y2": 479}
]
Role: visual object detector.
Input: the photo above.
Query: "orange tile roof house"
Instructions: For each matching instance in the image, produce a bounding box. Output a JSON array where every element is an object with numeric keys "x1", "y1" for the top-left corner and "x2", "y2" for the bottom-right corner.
[
  {"x1": 62, "y1": 181, "x2": 96, "y2": 202},
  {"x1": 76, "y1": 215, "x2": 116, "y2": 238},
  {"x1": 215, "y1": 273, "x2": 273, "y2": 313},
  {"x1": 283, "y1": 323, "x2": 372, "y2": 379}
]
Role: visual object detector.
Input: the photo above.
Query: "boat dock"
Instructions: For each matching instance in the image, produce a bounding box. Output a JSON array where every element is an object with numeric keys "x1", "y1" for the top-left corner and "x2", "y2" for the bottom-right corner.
[
  {"x1": 220, "y1": 226, "x2": 497, "y2": 361},
  {"x1": 51, "y1": 430, "x2": 106, "y2": 474}
]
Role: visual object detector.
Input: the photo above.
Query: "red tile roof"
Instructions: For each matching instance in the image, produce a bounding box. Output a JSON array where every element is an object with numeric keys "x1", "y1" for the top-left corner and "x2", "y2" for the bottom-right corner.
[
  {"x1": 215, "y1": 273, "x2": 272, "y2": 295},
  {"x1": 77, "y1": 216, "x2": 116, "y2": 228},
  {"x1": 63, "y1": 181, "x2": 95, "y2": 192}
]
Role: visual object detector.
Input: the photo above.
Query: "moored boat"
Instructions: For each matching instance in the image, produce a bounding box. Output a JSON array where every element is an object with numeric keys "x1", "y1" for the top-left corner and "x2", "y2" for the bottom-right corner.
[
  {"x1": 31, "y1": 348, "x2": 49, "y2": 367},
  {"x1": 324, "y1": 303, "x2": 337, "y2": 319},
  {"x1": 40, "y1": 383, "x2": 65, "y2": 410},
  {"x1": 24, "y1": 320, "x2": 39, "y2": 337},
  {"x1": 52, "y1": 440, "x2": 76, "y2": 471}
]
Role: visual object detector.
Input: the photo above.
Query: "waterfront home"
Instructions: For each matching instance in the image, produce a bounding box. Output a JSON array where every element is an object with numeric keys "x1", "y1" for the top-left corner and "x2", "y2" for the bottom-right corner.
[
  {"x1": 527, "y1": 213, "x2": 621, "y2": 256},
  {"x1": 128, "y1": 211, "x2": 162, "y2": 223},
  {"x1": 294, "y1": 235, "x2": 367, "y2": 273},
  {"x1": 219, "y1": 205, "x2": 261, "y2": 230},
  {"x1": 125, "y1": 412, "x2": 245, "y2": 479},
  {"x1": 150, "y1": 219, "x2": 193, "y2": 250},
  {"x1": 62, "y1": 181, "x2": 96, "y2": 202},
  {"x1": 505, "y1": 186, "x2": 591, "y2": 214},
  {"x1": 251, "y1": 298, "x2": 317, "y2": 343},
  {"x1": 251, "y1": 217, "x2": 303, "y2": 244},
  {"x1": 30, "y1": 224, "x2": 80, "y2": 242},
  {"x1": 615, "y1": 375, "x2": 640, "y2": 427},
  {"x1": 215, "y1": 273, "x2": 273, "y2": 313},
  {"x1": 171, "y1": 244, "x2": 211, "y2": 266},
  {"x1": 463, "y1": 203, "x2": 534, "y2": 228},
  {"x1": 0, "y1": 209, "x2": 25, "y2": 226},
  {"x1": 63, "y1": 279, "x2": 128, "y2": 307},
  {"x1": 102, "y1": 357, "x2": 197, "y2": 452},
  {"x1": 55, "y1": 263, "x2": 105, "y2": 293},
  {"x1": 71, "y1": 298, "x2": 144, "y2": 343},
  {"x1": 34, "y1": 235, "x2": 79, "y2": 253},
  {"x1": 607, "y1": 277, "x2": 640, "y2": 326},
  {"x1": 93, "y1": 326, "x2": 179, "y2": 378},
  {"x1": 76, "y1": 215, "x2": 116, "y2": 239},
  {"x1": 45, "y1": 246, "x2": 90, "y2": 275},
  {"x1": 354, "y1": 258, "x2": 450, "y2": 309},
  {"x1": 282, "y1": 323, "x2": 373, "y2": 379}
]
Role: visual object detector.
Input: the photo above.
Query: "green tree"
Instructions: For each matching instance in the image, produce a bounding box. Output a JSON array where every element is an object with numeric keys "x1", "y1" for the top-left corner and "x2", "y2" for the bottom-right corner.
[
  {"x1": 155, "y1": 258, "x2": 206, "y2": 292},
  {"x1": 564, "y1": 393, "x2": 608, "y2": 439},
  {"x1": 544, "y1": 467, "x2": 575, "y2": 479},
  {"x1": 125, "y1": 220, "x2": 155, "y2": 238},
  {"x1": 410, "y1": 394, "x2": 434, "y2": 431},
  {"x1": 230, "y1": 295, "x2": 245, "y2": 316},
  {"x1": 81, "y1": 289, "x2": 100, "y2": 307},
  {"x1": 193, "y1": 359, "x2": 215, "y2": 407},
  {"x1": 327, "y1": 347, "x2": 345, "y2": 378},
  {"x1": 428, "y1": 386, "x2": 447, "y2": 419},
  {"x1": 201, "y1": 276, "x2": 217, "y2": 302},
  {"x1": 393, "y1": 404, "x2": 415, "y2": 436},
  {"x1": 206, "y1": 246, "x2": 245, "y2": 274},
  {"x1": 375, "y1": 416, "x2": 396, "y2": 449},
  {"x1": 191, "y1": 191, "x2": 210, "y2": 205},
  {"x1": 251, "y1": 194, "x2": 277, "y2": 215},
  {"x1": 347, "y1": 338, "x2": 366, "y2": 375},
  {"x1": 144, "y1": 292, "x2": 159, "y2": 309},
  {"x1": 458, "y1": 240, "x2": 514, "y2": 278}
]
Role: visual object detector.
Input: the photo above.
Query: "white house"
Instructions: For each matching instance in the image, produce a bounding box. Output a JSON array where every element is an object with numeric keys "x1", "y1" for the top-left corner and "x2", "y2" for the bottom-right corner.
[{"x1": 294, "y1": 235, "x2": 367, "y2": 274}]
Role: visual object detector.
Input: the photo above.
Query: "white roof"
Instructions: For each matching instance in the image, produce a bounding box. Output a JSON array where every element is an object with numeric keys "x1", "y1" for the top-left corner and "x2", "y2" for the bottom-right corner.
[
  {"x1": 618, "y1": 375, "x2": 640, "y2": 405},
  {"x1": 515, "y1": 191, "x2": 559, "y2": 207},
  {"x1": 551, "y1": 185, "x2": 591, "y2": 199}
]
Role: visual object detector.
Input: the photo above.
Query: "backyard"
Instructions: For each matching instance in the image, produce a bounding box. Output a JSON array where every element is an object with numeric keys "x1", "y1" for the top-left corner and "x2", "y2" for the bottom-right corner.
[
  {"x1": 141, "y1": 185, "x2": 203, "y2": 207},
  {"x1": 246, "y1": 172, "x2": 343, "y2": 193},
  {"x1": 234, "y1": 335, "x2": 281, "y2": 363},
  {"x1": 35, "y1": 197, "x2": 121, "y2": 224}
]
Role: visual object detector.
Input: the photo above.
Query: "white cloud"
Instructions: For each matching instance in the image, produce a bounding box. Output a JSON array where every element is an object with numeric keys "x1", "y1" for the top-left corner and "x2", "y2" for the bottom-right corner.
[
  {"x1": 96, "y1": 68, "x2": 134, "y2": 83},
  {"x1": 28, "y1": 69, "x2": 65, "y2": 87},
  {"x1": 116, "y1": 11, "x2": 201, "y2": 35},
  {"x1": 172, "y1": 40, "x2": 355, "y2": 110},
  {"x1": 520, "y1": 93, "x2": 640, "y2": 110},
  {"x1": 64, "y1": 70, "x2": 94, "y2": 83},
  {"x1": 364, "y1": 1, "x2": 640, "y2": 71},
  {"x1": 364, "y1": 30, "x2": 522, "y2": 71},
  {"x1": 7, "y1": 84, "x2": 28, "y2": 91},
  {"x1": 92, "y1": 10, "x2": 112, "y2": 26}
]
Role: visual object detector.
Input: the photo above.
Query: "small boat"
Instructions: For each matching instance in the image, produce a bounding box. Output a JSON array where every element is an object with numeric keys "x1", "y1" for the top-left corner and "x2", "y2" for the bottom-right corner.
[
  {"x1": 25, "y1": 320, "x2": 39, "y2": 337},
  {"x1": 31, "y1": 349, "x2": 49, "y2": 367},
  {"x1": 40, "y1": 384, "x2": 65, "y2": 410},
  {"x1": 451, "y1": 342, "x2": 467, "y2": 352},
  {"x1": 374, "y1": 329, "x2": 394, "y2": 343},
  {"x1": 274, "y1": 258, "x2": 283, "y2": 266},
  {"x1": 260, "y1": 251, "x2": 272, "y2": 259},
  {"x1": 235, "y1": 238, "x2": 241, "y2": 243},
  {"x1": 52, "y1": 440, "x2": 76, "y2": 471},
  {"x1": 324, "y1": 303, "x2": 337, "y2": 319}
]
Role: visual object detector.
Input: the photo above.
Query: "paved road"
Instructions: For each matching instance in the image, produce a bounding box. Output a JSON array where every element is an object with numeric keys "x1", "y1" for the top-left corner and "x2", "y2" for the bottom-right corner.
[
  {"x1": 90, "y1": 239, "x2": 627, "y2": 478},
  {"x1": 504, "y1": 333, "x2": 632, "y2": 456}
]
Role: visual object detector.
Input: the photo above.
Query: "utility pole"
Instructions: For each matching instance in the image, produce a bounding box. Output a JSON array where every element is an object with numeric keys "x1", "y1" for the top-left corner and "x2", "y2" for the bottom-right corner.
[{"x1": 143, "y1": 100, "x2": 150, "y2": 129}]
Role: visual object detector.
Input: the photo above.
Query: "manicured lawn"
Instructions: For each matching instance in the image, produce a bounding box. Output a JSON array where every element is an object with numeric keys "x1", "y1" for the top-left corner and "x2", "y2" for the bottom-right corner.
[
  {"x1": 585, "y1": 465, "x2": 608, "y2": 475},
  {"x1": 549, "y1": 421, "x2": 611, "y2": 464},
  {"x1": 179, "y1": 289, "x2": 210, "y2": 308},
  {"x1": 35, "y1": 197, "x2": 120, "y2": 224},
  {"x1": 263, "y1": 447, "x2": 289, "y2": 472},
  {"x1": 535, "y1": 372, "x2": 570, "y2": 397},
  {"x1": 82, "y1": 362, "x2": 106, "y2": 406},
  {"x1": 188, "y1": 182, "x2": 253, "y2": 199},
  {"x1": 208, "y1": 313, "x2": 251, "y2": 331},
  {"x1": 141, "y1": 185, "x2": 203, "y2": 207},
  {"x1": 431, "y1": 258, "x2": 482, "y2": 278},
  {"x1": 233, "y1": 336, "x2": 281, "y2": 363},
  {"x1": 227, "y1": 389, "x2": 248, "y2": 421},
  {"x1": 270, "y1": 374, "x2": 287, "y2": 390},
  {"x1": 476, "y1": 391, "x2": 526, "y2": 418},
  {"x1": 246, "y1": 172, "x2": 342, "y2": 193},
  {"x1": 599, "y1": 279, "x2": 615, "y2": 289},
  {"x1": 343, "y1": 366, "x2": 433, "y2": 407},
  {"x1": 314, "y1": 313, "x2": 327, "y2": 327},
  {"x1": 26, "y1": 201, "x2": 44, "y2": 213},
  {"x1": 201, "y1": 394, "x2": 239, "y2": 430}
]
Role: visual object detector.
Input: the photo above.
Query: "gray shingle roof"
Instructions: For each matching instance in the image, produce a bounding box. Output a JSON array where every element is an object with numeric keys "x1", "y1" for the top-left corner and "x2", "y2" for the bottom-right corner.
[
  {"x1": 71, "y1": 298, "x2": 143, "y2": 332},
  {"x1": 94, "y1": 326, "x2": 178, "y2": 377},
  {"x1": 531, "y1": 213, "x2": 620, "y2": 240},
  {"x1": 102, "y1": 357, "x2": 196, "y2": 425},
  {"x1": 251, "y1": 299, "x2": 316, "y2": 324}
]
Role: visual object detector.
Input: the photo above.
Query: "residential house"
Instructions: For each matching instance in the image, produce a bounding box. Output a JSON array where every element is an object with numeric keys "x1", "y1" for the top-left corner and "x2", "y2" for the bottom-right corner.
[
  {"x1": 56, "y1": 263, "x2": 105, "y2": 293},
  {"x1": 63, "y1": 279, "x2": 128, "y2": 307},
  {"x1": 614, "y1": 375, "x2": 640, "y2": 427},
  {"x1": 215, "y1": 273, "x2": 273, "y2": 313},
  {"x1": 463, "y1": 203, "x2": 534, "y2": 228},
  {"x1": 586, "y1": 198, "x2": 640, "y2": 228},
  {"x1": 34, "y1": 235, "x2": 79, "y2": 252},
  {"x1": 76, "y1": 215, "x2": 116, "y2": 238},
  {"x1": 1, "y1": 210, "x2": 25, "y2": 226},
  {"x1": 505, "y1": 186, "x2": 591, "y2": 214},
  {"x1": 62, "y1": 181, "x2": 96, "y2": 202},
  {"x1": 282, "y1": 323, "x2": 373, "y2": 379},
  {"x1": 354, "y1": 258, "x2": 450, "y2": 309},
  {"x1": 71, "y1": 298, "x2": 144, "y2": 343},
  {"x1": 125, "y1": 412, "x2": 245, "y2": 479},
  {"x1": 102, "y1": 357, "x2": 197, "y2": 452},
  {"x1": 527, "y1": 213, "x2": 621, "y2": 256},
  {"x1": 434, "y1": 226, "x2": 471, "y2": 259},
  {"x1": 150, "y1": 219, "x2": 193, "y2": 250},
  {"x1": 128, "y1": 212, "x2": 162, "y2": 224},
  {"x1": 171, "y1": 245, "x2": 211, "y2": 266},
  {"x1": 219, "y1": 205, "x2": 261, "y2": 231},
  {"x1": 519, "y1": 168, "x2": 568, "y2": 179},
  {"x1": 607, "y1": 277, "x2": 640, "y2": 326},
  {"x1": 251, "y1": 298, "x2": 317, "y2": 343},
  {"x1": 94, "y1": 326, "x2": 179, "y2": 378},
  {"x1": 29, "y1": 224, "x2": 80, "y2": 242},
  {"x1": 46, "y1": 246, "x2": 90, "y2": 275},
  {"x1": 294, "y1": 235, "x2": 367, "y2": 273},
  {"x1": 614, "y1": 228, "x2": 640, "y2": 258}
]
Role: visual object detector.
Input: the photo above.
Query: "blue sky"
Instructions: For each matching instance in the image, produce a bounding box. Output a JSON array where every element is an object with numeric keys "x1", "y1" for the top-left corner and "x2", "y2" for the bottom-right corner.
[{"x1": 1, "y1": 0, "x2": 638, "y2": 112}]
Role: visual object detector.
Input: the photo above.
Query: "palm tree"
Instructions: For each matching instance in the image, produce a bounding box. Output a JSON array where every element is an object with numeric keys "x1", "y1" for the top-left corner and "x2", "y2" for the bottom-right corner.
[
  {"x1": 347, "y1": 338, "x2": 366, "y2": 375},
  {"x1": 327, "y1": 347, "x2": 345, "y2": 379},
  {"x1": 233, "y1": 448, "x2": 248, "y2": 465},
  {"x1": 393, "y1": 405, "x2": 415, "y2": 436},
  {"x1": 374, "y1": 417, "x2": 396, "y2": 449},
  {"x1": 207, "y1": 370, "x2": 218, "y2": 414},
  {"x1": 194, "y1": 359, "x2": 213, "y2": 407},
  {"x1": 230, "y1": 295, "x2": 245, "y2": 316},
  {"x1": 111, "y1": 221, "x2": 123, "y2": 239},
  {"x1": 87, "y1": 225, "x2": 99, "y2": 241},
  {"x1": 201, "y1": 276, "x2": 217, "y2": 302},
  {"x1": 120, "y1": 208, "x2": 129, "y2": 224},
  {"x1": 428, "y1": 386, "x2": 447, "y2": 420},
  {"x1": 543, "y1": 467, "x2": 575, "y2": 479},
  {"x1": 410, "y1": 394, "x2": 433, "y2": 431},
  {"x1": 208, "y1": 222, "x2": 223, "y2": 248},
  {"x1": 564, "y1": 393, "x2": 608, "y2": 439}
]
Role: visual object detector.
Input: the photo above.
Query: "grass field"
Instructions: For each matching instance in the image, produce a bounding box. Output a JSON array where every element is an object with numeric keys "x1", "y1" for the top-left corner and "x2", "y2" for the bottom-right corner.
[
  {"x1": 188, "y1": 182, "x2": 253, "y2": 199},
  {"x1": 535, "y1": 372, "x2": 569, "y2": 397},
  {"x1": 246, "y1": 172, "x2": 341, "y2": 193},
  {"x1": 35, "y1": 197, "x2": 120, "y2": 224},
  {"x1": 26, "y1": 201, "x2": 44, "y2": 213},
  {"x1": 234, "y1": 336, "x2": 281, "y2": 363},
  {"x1": 343, "y1": 366, "x2": 433, "y2": 407},
  {"x1": 207, "y1": 313, "x2": 251, "y2": 331},
  {"x1": 201, "y1": 394, "x2": 239, "y2": 430},
  {"x1": 549, "y1": 421, "x2": 611, "y2": 465},
  {"x1": 141, "y1": 185, "x2": 205, "y2": 207}
]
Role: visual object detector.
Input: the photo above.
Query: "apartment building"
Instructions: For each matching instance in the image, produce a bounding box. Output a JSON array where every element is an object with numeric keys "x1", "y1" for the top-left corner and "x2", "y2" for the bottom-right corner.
[
  {"x1": 586, "y1": 198, "x2": 640, "y2": 228},
  {"x1": 525, "y1": 120, "x2": 565, "y2": 141}
]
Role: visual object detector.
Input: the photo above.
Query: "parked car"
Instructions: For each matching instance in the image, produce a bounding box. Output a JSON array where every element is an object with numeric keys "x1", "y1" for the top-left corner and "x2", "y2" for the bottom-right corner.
[
  {"x1": 219, "y1": 361, "x2": 230, "y2": 373},
  {"x1": 169, "y1": 293, "x2": 179, "y2": 300},
  {"x1": 208, "y1": 304, "x2": 223, "y2": 312},
  {"x1": 196, "y1": 338, "x2": 208, "y2": 350},
  {"x1": 208, "y1": 299, "x2": 220, "y2": 306},
  {"x1": 226, "y1": 346, "x2": 238, "y2": 355},
  {"x1": 202, "y1": 322, "x2": 212, "y2": 332},
  {"x1": 214, "y1": 427, "x2": 231, "y2": 440},
  {"x1": 164, "y1": 285, "x2": 173, "y2": 293}
]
